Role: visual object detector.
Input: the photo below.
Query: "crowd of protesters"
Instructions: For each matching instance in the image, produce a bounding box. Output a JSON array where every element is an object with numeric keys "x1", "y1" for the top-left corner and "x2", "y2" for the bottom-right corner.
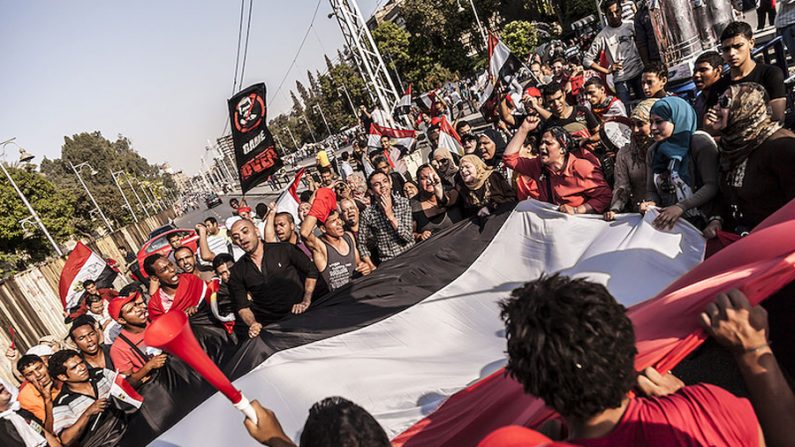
[{"x1": 3, "y1": 1, "x2": 795, "y2": 445}]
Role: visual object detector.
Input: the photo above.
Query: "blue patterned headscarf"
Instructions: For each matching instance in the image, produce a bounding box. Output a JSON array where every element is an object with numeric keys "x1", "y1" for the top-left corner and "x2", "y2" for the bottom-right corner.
[{"x1": 650, "y1": 96, "x2": 697, "y2": 185}]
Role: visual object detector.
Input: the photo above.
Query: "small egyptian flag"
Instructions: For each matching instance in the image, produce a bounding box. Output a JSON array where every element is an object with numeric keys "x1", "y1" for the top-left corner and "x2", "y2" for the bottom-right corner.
[
  {"x1": 58, "y1": 242, "x2": 118, "y2": 312},
  {"x1": 394, "y1": 84, "x2": 413, "y2": 116},
  {"x1": 438, "y1": 116, "x2": 463, "y2": 156}
]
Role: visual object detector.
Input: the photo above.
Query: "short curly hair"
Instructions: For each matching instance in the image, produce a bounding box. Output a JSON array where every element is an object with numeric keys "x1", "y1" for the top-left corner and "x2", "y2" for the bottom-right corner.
[
  {"x1": 299, "y1": 396, "x2": 389, "y2": 447},
  {"x1": 500, "y1": 274, "x2": 637, "y2": 420}
]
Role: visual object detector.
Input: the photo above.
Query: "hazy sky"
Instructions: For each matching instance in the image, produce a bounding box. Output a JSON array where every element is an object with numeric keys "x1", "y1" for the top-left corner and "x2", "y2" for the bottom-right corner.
[{"x1": 0, "y1": 0, "x2": 380, "y2": 174}]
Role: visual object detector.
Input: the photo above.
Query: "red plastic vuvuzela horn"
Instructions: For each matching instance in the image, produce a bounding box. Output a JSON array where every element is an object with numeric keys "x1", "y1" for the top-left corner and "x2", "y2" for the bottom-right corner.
[{"x1": 143, "y1": 311, "x2": 257, "y2": 423}]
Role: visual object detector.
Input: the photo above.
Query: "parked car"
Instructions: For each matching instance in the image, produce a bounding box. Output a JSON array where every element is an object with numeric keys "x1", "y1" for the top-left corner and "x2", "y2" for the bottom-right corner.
[
  {"x1": 136, "y1": 228, "x2": 199, "y2": 278},
  {"x1": 205, "y1": 193, "x2": 222, "y2": 209}
]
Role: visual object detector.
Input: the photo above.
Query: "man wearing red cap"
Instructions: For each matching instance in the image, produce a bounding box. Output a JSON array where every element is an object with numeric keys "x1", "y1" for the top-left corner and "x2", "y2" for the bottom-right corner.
[{"x1": 108, "y1": 293, "x2": 168, "y2": 385}]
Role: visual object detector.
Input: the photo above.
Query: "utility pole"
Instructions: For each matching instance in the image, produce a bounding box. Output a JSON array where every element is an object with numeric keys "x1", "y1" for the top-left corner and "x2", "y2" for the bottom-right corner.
[
  {"x1": 313, "y1": 104, "x2": 333, "y2": 138},
  {"x1": 126, "y1": 173, "x2": 150, "y2": 218},
  {"x1": 302, "y1": 113, "x2": 317, "y2": 142}
]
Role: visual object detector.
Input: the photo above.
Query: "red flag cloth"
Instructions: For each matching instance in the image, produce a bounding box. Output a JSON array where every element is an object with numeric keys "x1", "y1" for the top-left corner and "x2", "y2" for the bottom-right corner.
[
  {"x1": 394, "y1": 199, "x2": 795, "y2": 446},
  {"x1": 148, "y1": 274, "x2": 209, "y2": 322},
  {"x1": 308, "y1": 188, "x2": 337, "y2": 224},
  {"x1": 477, "y1": 426, "x2": 575, "y2": 447}
]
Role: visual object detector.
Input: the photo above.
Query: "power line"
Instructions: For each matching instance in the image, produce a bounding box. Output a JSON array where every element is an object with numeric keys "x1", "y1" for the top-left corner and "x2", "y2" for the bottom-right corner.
[
  {"x1": 238, "y1": 0, "x2": 254, "y2": 87},
  {"x1": 268, "y1": 0, "x2": 323, "y2": 104},
  {"x1": 231, "y1": 0, "x2": 246, "y2": 94}
]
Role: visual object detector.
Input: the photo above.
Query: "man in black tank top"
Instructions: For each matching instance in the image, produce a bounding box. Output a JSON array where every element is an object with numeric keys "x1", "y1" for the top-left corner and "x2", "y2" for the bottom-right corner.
[{"x1": 300, "y1": 208, "x2": 374, "y2": 292}]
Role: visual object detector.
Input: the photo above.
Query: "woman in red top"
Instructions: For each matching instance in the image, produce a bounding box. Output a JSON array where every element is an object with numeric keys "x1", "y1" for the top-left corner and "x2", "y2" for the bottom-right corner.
[{"x1": 503, "y1": 118, "x2": 612, "y2": 214}]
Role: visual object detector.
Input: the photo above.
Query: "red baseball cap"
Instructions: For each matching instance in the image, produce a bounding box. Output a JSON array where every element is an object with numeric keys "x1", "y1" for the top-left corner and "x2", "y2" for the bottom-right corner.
[
  {"x1": 477, "y1": 426, "x2": 575, "y2": 447},
  {"x1": 525, "y1": 87, "x2": 542, "y2": 98},
  {"x1": 237, "y1": 206, "x2": 252, "y2": 213},
  {"x1": 108, "y1": 292, "x2": 141, "y2": 321}
]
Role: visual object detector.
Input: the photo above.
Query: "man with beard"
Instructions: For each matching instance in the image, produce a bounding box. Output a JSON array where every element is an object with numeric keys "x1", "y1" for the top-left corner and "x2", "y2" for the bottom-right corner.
[
  {"x1": 228, "y1": 219, "x2": 319, "y2": 339},
  {"x1": 300, "y1": 191, "x2": 373, "y2": 292},
  {"x1": 16, "y1": 355, "x2": 59, "y2": 434},
  {"x1": 584, "y1": 0, "x2": 645, "y2": 104},
  {"x1": 263, "y1": 205, "x2": 313, "y2": 258},
  {"x1": 108, "y1": 293, "x2": 168, "y2": 384},
  {"x1": 69, "y1": 315, "x2": 114, "y2": 371},
  {"x1": 173, "y1": 246, "x2": 214, "y2": 282},
  {"x1": 143, "y1": 254, "x2": 215, "y2": 322},
  {"x1": 339, "y1": 198, "x2": 361, "y2": 237},
  {"x1": 357, "y1": 171, "x2": 414, "y2": 264}
]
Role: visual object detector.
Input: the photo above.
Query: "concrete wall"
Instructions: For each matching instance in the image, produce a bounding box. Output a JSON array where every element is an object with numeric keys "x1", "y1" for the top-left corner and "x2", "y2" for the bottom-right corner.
[{"x1": 0, "y1": 209, "x2": 176, "y2": 383}]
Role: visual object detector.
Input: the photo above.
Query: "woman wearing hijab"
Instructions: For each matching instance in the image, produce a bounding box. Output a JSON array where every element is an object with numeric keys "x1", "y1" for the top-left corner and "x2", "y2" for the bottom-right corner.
[
  {"x1": 641, "y1": 96, "x2": 719, "y2": 230},
  {"x1": 455, "y1": 155, "x2": 516, "y2": 217},
  {"x1": 504, "y1": 122, "x2": 612, "y2": 214},
  {"x1": 431, "y1": 148, "x2": 460, "y2": 188},
  {"x1": 703, "y1": 82, "x2": 795, "y2": 238},
  {"x1": 605, "y1": 98, "x2": 658, "y2": 220},
  {"x1": 411, "y1": 164, "x2": 462, "y2": 241},
  {"x1": 478, "y1": 129, "x2": 507, "y2": 167}
]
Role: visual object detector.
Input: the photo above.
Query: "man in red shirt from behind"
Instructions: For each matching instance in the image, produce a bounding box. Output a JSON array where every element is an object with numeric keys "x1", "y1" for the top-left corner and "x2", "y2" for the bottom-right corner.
[
  {"x1": 499, "y1": 274, "x2": 764, "y2": 447},
  {"x1": 108, "y1": 292, "x2": 168, "y2": 386}
]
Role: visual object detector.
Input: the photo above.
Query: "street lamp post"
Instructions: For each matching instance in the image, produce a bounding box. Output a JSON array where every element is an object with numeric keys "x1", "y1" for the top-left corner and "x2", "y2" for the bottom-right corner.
[
  {"x1": 302, "y1": 113, "x2": 317, "y2": 143},
  {"x1": 457, "y1": 0, "x2": 487, "y2": 46},
  {"x1": 125, "y1": 173, "x2": 150, "y2": 218},
  {"x1": 70, "y1": 161, "x2": 113, "y2": 233},
  {"x1": 313, "y1": 104, "x2": 333, "y2": 138},
  {"x1": 337, "y1": 85, "x2": 355, "y2": 115},
  {"x1": 136, "y1": 177, "x2": 158, "y2": 212},
  {"x1": 285, "y1": 126, "x2": 299, "y2": 152},
  {"x1": 0, "y1": 138, "x2": 63, "y2": 256},
  {"x1": 111, "y1": 170, "x2": 138, "y2": 222}
]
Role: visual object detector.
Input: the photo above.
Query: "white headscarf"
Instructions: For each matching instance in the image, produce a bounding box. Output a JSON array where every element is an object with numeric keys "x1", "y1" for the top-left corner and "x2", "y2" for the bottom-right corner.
[{"x1": 0, "y1": 379, "x2": 47, "y2": 447}]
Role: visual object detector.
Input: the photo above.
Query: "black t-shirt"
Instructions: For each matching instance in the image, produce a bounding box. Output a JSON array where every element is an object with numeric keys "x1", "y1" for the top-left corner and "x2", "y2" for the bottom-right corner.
[
  {"x1": 228, "y1": 243, "x2": 319, "y2": 325},
  {"x1": 714, "y1": 63, "x2": 786, "y2": 101},
  {"x1": 543, "y1": 106, "x2": 600, "y2": 134}
]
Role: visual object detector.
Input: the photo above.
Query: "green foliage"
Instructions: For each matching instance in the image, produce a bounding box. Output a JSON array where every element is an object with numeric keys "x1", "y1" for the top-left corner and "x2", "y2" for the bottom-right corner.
[
  {"x1": 0, "y1": 164, "x2": 77, "y2": 276},
  {"x1": 40, "y1": 131, "x2": 173, "y2": 236},
  {"x1": 502, "y1": 21, "x2": 539, "y2": 61}
]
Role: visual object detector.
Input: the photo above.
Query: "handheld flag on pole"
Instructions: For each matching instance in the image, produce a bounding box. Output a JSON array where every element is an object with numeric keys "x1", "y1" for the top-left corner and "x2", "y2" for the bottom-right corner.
[
  {"x1": 394, "y1": 84, "x2": 412, "y2": 116},
  {"x1": 437, "y1": 116, "x2": 464, "y2": 156},
  {"x1": 276, "y1": 167, "x2": 306, "y2": 224},
  {"x1": 228, "y1": 83, "x2": 284, "y2": 194}
]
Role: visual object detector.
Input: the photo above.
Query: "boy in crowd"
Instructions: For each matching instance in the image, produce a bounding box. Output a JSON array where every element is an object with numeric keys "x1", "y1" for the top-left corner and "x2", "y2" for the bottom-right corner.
[
  {"x1": 583, "y1": 77, "x2": 627, "y2": 122},
  {"x1": 16, "y1": 355, "x2": 58, "y2": 433},
  {"x1": 69, "y1": 315, "x2": 115, "y2": 370},
  {"x1": 715, "y1": 21, "x2": 786, "y2": 122},
  {"x1": 108, "y1": 293, "x2": 168, "y2": 385},
  {"x1": 641, "y1": 62, "x2": 669, "y2": 98},
  {"x1": 692, "y1": 51, "x2": 725, "y2": 129}
]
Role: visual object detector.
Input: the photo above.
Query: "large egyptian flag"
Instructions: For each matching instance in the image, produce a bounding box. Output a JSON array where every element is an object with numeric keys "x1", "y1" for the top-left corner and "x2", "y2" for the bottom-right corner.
[
  {"x1": 114, "y1": 199, "x2": 795, "y2": 447},
  {"x1": 58, "y1": 242, "x2": 118, "y2": 311},
  {"x1": 228, "y1": 83, "x2": 284, "y2": 194}
]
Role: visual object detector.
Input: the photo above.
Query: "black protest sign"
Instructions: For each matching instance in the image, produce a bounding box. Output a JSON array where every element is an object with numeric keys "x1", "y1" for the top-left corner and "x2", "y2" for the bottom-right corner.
[{"x1": 227, "y1": 83, "x2": 283, "y2": 193}]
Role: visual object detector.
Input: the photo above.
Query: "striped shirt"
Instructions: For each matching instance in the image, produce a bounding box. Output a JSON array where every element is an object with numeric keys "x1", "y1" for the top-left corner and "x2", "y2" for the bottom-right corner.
[
  {"x1": 621, "y1": 0, "x2": 636, "y2": 21},
  {"x1": 52, "y1": 368, "x2": 114, "y2": 435}
]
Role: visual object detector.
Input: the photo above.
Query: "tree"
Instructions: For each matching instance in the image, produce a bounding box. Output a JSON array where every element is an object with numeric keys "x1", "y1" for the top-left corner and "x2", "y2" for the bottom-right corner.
[
  {"x1": 501, "y1": 21, "x2": 539, "y2": 61},
  {"x1": 296, "y1": 80, "x2": 311, "y2": 105},
  {"x1": 0, "y1": 164, "x2": 77, "y2": 276},
  {"x1": 290, "y1": 90, "x2": 304, "y2": 115},
  {"x1": 324, "y1": 54, "x2": 335, "y2": 74}
]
